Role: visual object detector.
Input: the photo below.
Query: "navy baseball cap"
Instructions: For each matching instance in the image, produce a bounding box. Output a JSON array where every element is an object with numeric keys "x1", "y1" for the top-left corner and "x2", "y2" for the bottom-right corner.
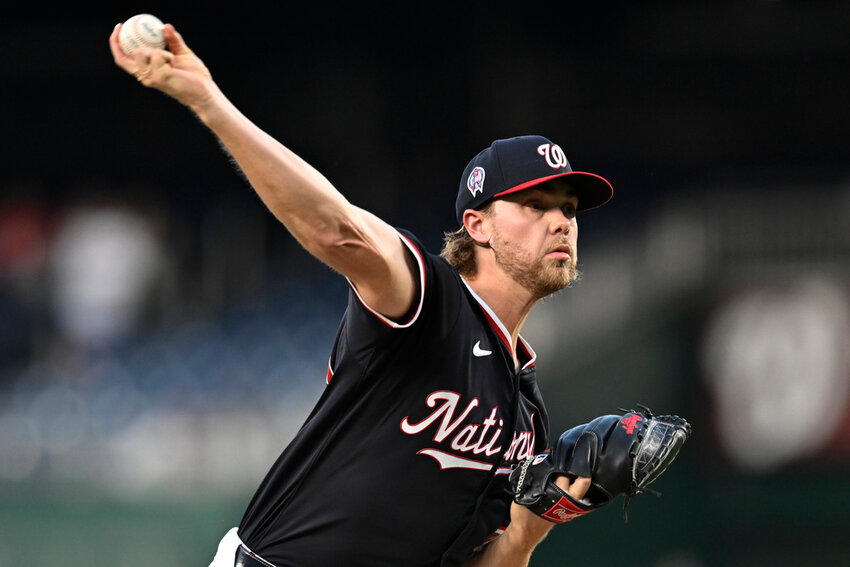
[{"x1": 455, "y1": 135, "x2": 613, "y2": 224}]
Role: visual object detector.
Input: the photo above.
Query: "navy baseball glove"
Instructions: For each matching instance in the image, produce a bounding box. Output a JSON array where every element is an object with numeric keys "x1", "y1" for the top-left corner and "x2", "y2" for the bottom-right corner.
[{"x1": 508, "y1": 405, "x2": 691, "y2": 523}]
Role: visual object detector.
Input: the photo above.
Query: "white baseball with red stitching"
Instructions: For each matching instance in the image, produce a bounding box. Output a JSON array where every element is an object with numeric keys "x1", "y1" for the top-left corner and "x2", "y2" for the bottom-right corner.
[{"x1": 119, "y1": 14, "x2": 166, "y2": 55}]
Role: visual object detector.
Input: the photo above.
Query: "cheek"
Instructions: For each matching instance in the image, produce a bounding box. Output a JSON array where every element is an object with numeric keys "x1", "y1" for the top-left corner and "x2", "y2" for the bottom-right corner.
[{"x1": 570, "y1": 223, "x2": 579, "y2": 257}]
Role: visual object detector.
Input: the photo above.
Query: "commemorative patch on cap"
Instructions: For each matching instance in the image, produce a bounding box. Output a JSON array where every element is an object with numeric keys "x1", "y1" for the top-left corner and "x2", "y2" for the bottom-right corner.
[{"x1": 467, "y1": 166, "x2": 485, "y2": 197}]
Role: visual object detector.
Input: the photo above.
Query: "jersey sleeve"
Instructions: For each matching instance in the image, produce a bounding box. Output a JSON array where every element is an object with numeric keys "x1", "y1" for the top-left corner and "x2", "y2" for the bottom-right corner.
[
  {"x1": 327, "y1": 228, "x2": 463, "y2": 382},
  {"x1": 343, "y1": 229, "x2": 427, "y2": 329}
]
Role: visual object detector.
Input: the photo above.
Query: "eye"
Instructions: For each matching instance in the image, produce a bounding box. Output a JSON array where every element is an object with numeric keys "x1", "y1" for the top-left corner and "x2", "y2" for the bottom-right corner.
[{"x1": 561, "y1": 204, "x2": 577, "y2": 217}]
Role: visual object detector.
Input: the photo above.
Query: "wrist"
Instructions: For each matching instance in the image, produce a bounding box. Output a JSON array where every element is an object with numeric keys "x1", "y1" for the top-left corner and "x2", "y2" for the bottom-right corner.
[
  {"x1": 189, "y1": 81, "x2": 228, "y2": 123},
  {"x1": 503, "y1": 503, "x2": 556, "y2": 552}
]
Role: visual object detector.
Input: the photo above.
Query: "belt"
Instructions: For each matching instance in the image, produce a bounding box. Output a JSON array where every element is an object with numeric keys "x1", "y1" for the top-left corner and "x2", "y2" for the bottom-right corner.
[{"x1": 235, "y1": 545, "x2": 276, "y2": 567}]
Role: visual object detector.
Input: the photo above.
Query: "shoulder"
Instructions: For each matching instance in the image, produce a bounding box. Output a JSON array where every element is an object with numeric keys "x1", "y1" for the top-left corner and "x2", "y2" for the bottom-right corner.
[{"x1": 394, "y1": 228, "x2": 458, "y2": 282}]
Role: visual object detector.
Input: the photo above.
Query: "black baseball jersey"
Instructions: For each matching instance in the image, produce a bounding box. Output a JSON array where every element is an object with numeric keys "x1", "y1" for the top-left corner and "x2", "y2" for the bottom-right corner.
[{"x1": 237, "y1": 229, "x2": 550, "y2": 566}]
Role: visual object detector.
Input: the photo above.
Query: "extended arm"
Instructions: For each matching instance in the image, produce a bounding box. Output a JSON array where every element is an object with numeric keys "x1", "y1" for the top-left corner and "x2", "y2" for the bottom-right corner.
[{"x1": 109, "y1": 23, "x2": 417, "y2": 320}]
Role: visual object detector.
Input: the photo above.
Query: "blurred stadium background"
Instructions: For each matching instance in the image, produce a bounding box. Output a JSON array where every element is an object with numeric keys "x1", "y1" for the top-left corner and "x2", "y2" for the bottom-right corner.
[{"x1": 2, "y1": 2, "x2": 849, "y2": 565}]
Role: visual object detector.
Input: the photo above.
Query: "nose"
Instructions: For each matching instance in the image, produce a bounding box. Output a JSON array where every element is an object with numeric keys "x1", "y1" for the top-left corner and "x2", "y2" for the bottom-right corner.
[{"x1": 549, "y1": 208, "x2": 572, "y2": 234}]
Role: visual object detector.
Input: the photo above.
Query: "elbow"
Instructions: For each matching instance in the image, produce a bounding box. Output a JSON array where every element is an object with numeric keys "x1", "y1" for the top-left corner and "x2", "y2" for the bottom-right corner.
[
  {"x1": 310, "y1": 216, "x2": 365, "y2": 253},
  {"x1": 301, "y1": 214, "x2": 376, "y2": 267}
]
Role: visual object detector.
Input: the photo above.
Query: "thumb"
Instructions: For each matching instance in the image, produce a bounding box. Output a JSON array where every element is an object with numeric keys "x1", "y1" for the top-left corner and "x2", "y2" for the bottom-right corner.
[{"x1": 163, "y1": 24, "x2": 190, "y2": 54}]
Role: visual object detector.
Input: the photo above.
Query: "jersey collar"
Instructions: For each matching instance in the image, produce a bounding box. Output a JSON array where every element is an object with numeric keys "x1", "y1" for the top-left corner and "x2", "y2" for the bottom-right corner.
[{"x1": 460, "y1": 277, "x2": 537, "y2": 369}]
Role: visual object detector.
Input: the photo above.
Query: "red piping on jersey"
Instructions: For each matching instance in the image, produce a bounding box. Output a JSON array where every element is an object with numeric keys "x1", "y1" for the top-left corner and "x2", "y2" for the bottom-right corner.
[
  {"x1": 479, "y1": 308, "x2": 512, "y2": 354},
  {"x1": 461, "y1": 278, "x2": 537, "y2": 370},
  {"x1": 517, "y1": 337, "x2": 536, "y2": 369},
  {"x1": 329, "y1": 232, "x2": 426, "y2": 382},
  {"x1": 346, "y1": 231, "x2": 426, "y2": 329}
]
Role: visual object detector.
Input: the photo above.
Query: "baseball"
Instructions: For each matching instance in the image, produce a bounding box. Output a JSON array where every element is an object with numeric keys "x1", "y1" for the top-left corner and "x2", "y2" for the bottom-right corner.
[{"x1": 118, "y1": 14, "x2": 166, "y2": 55}]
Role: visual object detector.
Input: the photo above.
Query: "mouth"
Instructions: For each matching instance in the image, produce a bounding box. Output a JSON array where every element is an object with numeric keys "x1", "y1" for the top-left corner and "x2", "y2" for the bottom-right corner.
[{"x1": 545, "y1": 244, "x2": 573, "y2": 260}]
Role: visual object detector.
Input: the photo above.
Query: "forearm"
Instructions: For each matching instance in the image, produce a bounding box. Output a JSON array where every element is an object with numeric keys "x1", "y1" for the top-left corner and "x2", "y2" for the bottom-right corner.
[
  {"x1": 190, "y1": 83, "x2": 357, "y2": 253},
  {"x1": 462, "y1": 506, "x2": 555, "y2": 567},
  {"x1": 109, "y1": 22, "x2": 416, "y2": 315},
  {"x1": 109, "y1": 21, "x2": 340, "y2": 231},
  {"x1": 187, "y1": 81, "x2": 415, "y2": 316}
]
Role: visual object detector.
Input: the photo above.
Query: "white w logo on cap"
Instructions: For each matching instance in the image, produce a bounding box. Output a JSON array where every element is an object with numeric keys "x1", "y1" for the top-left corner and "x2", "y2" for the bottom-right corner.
[{"x1": 537, "y1": 143, "x2": 568, "y2": 169}]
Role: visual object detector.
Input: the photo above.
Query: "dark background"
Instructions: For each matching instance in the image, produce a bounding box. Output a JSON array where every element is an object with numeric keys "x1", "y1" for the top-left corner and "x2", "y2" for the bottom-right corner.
[
  {"x1": 7, "y1": 2, "x2": 850, "y2": 242},
  {"x1": 2, "y1": 2, "x2": 849, "y2": 566}
]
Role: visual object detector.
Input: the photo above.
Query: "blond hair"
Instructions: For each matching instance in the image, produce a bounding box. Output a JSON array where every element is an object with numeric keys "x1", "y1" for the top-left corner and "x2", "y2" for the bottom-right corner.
[{"x1": 439, "y1": 203, "x2": 493, "y2": 276}]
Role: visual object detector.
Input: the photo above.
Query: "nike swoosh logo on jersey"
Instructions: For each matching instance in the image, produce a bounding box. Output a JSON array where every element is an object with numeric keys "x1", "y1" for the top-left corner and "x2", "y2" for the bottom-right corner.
[{"x1": 473, "y1": 341, "x2": 492, "y2": 357}]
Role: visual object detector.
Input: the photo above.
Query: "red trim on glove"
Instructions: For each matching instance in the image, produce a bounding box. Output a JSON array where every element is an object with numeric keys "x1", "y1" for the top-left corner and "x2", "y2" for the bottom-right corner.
[{"x1": 541, "y1": 496, "x2": 592, "y2": 523}]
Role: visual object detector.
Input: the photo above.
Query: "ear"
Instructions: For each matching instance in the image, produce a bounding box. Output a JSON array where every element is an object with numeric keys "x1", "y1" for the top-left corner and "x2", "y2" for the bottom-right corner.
[{"x1": 462, "y1": 209, "x2": 491, "y2": 246}]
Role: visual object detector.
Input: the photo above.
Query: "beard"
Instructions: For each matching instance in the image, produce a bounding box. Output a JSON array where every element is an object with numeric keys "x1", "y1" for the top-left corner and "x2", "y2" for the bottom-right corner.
[{"x1": 490, "y1": 233, "x2": 579, "y2": 299}]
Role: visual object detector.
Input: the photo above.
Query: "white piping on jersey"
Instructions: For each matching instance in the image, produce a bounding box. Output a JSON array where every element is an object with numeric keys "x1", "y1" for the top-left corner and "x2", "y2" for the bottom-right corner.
[
  {"x1": 417, "y1": 448, "x2": 496, "y2": 471},
  {"x1": 345, "y1": 231, "x2": 426, "y2": 329},
  {"x1": 460, "y1": 277, "x2": 537, "y2": 370},
  {"x1": 329, "y1": 232, "x2": 425, "y2": 383}
]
